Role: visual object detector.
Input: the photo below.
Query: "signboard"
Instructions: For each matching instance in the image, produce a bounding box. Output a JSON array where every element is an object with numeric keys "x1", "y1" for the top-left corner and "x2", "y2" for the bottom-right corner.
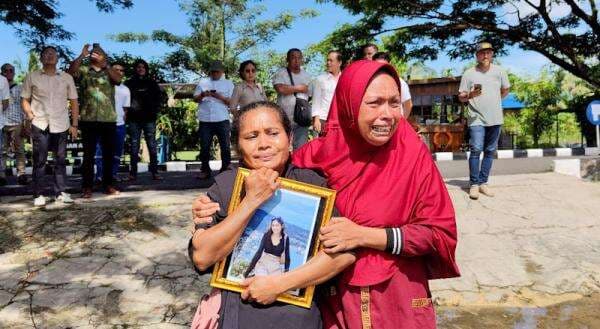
[
  {"x1": 586, "y1": 100, "x2": 600, "y2": 125},
  {"x1": 586, "y1": 100, "x2": 600, "y2": 148}
]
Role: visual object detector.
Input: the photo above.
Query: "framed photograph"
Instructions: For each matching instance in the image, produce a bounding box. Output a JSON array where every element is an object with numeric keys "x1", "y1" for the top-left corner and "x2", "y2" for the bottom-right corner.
[{"x1": 210, "y1": 168, "x2": 336, "y2": 308}]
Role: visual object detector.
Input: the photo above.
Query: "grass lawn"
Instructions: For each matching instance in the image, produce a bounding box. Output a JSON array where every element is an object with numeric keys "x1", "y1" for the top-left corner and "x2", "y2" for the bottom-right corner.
[{"x1": 172, "y1": 151, "x2": 199, "y2": 161}]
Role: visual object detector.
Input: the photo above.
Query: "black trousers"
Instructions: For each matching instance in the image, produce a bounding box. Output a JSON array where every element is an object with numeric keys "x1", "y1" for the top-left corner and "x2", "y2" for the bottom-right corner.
[
  {"x1": 198, "y1": 121, "x2": 231, "y2": 172},
  {"x1": 31, "y1": 126, "x2": 67, "y2": 197},
  {"x1": 128, "y1": 121, "x2": 159, "y2": 176},
  {"x1": 81, "y1": 121, "x2": 116, "y2": 189}
]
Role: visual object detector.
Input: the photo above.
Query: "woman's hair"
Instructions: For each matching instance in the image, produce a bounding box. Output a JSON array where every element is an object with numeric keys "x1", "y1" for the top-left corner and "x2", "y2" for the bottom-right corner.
[
  {"x1": 133, "y1": 59, "x2": 150, "y2": 75},
  {"x1": 238, "y1": 60, "x2": 257, "y2": 80},
  {"x1": 372, "y1": 52, "x2": 391, "y2": 62},
  {"x1": 265, "y1": 217, "x2": 286, "y2": 238},
  {"x1": 361, "y1": 43, "x2": 378, "y2": 53},
  {"x1": 231, "y1": 101, "x2": 292, "y2": 151}
]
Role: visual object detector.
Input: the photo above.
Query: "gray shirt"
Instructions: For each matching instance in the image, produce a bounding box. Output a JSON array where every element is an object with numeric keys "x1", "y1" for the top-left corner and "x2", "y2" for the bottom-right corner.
[
  {"x1": 272, "y1": 68, "x2": 310, "y2": 120},
  {"x1": 459, "y1": 64, "x2": 510, "y2": 127}
]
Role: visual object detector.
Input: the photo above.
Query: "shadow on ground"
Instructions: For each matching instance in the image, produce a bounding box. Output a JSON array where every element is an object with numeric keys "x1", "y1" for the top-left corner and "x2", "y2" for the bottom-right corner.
[
  {"x1": 0, "y1": 194, "x2": 208, "y2": 328},
  {"x1": 0, "y1": 171, "x2": 214, "y2": 197}
]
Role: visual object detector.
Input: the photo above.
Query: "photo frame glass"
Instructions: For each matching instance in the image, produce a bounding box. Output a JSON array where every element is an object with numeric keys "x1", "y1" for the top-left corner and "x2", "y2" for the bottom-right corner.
[{"x1": 210, "y1": 168, "x2": 336, "y2": 308}]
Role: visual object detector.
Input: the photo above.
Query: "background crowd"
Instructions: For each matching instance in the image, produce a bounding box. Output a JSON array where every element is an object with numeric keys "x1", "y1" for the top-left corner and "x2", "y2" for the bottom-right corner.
[
  {"x1": 0, "y1": 41, "x2": 417, "y2": 206},
  {"x1": 1, "y1": 40, "x2": 511, "y2": 206}
]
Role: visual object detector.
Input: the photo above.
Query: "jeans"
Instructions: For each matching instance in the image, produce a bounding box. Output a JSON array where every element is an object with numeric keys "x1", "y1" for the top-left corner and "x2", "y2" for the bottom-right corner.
[
  {"x1": 469, "y1": 125, "x2": 501, "y2": 186},
  {"x1": 292, "y1": 122, "x2": 309, "y2": 150},
  {"x1": 198, "y1": 121, "x2": 231, "y2": 172},
  {"x1": 95, "y1": 124, "x2": 126, "y2": 180},
  {"x1": 128, "y1": 121, "x2": 159, "y2": 177},
  {"x1": 0, "y1": 125, "x2": 27, "y2": 177},
  {"x1": 81, "y1": 121, "x2": 116, "y2": 189},
  {"x1": 31, "y1": 125, "x2": 67, "y2": 197}
]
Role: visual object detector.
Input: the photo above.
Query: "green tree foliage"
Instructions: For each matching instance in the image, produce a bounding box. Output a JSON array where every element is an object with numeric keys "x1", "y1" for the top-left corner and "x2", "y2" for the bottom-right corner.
[
  {"x1": 320, "y1": 0, "x2": 600, "y2": 89},
  {"x1": 0, "y1": 0, "x2": 133, "y2": 57},
  {"x1": 572, "y1": 90, "x2": 600, "y2": 146},
  {"x1": 406, "y1": 62, "x2": 438, "y2": 80},
  {"x1": 157, "y1": 99, "x2": 200, "y2": 158},
  {"x1": 10, "y1": 51, "x2": 42, "y2": 84},
  {"x1": 110, "y1": 52, "x2": 167, "y2": 83},
  {"x1": 112, "y1": 0, "x2": 317, "y2": 78},
  {"x1": 513, "y1": 71, "x2": 562, "y2": 147}
]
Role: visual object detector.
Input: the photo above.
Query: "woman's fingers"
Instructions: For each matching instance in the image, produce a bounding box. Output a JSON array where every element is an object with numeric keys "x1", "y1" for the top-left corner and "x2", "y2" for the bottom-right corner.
[
  {"x1": 240, "y1": 289, "x2": 250, "y2": 300},
  {"x1": 323, "y1": 245, "x2": 344, "y2": 254},
  {"x1": 191, "y1": 194, "x2": 219, "y2": 219},
  {"x1": 193, "y1": 216, "x2": 213, "y2": 226},
  {"x1": 320, "y1": 236, "x2": 339, "y2": 248},
  {"x1": 240, "y1": 277, "x2": 254, "y2": 288},
  {"x1": 330, "y1": 217, "x2": 349, "y2": 224},
  {"x1": 194, "y1": 204, "x2": 220, "y2": 217},
  {"x1": 320, "y1": 225, "x2": 334, "y2": 235},
  {"x1": 240, "y1": 277, "x2": 255, "y2": 301}
]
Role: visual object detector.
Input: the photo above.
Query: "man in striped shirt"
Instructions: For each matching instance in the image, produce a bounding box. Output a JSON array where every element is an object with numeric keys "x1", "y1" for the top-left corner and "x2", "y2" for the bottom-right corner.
[{"x1": 0, "y1": 64, "x2": 27, "y2": 185}]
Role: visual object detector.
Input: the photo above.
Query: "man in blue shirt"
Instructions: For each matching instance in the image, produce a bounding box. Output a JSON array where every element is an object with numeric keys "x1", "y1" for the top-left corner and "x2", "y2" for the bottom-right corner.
[{"x1": 193, "y1": 60, "x2": 234, "y2": 179}]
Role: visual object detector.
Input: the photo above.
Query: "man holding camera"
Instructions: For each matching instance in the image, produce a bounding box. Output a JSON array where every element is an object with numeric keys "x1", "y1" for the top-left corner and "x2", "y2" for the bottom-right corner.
[
  {"x1": 193, "y1": 60, "x2": 234, "y2": 179},
  {"x1": 68, "y1": 43, "x2": 121, "y2": 198},
  {"x1": 459, "y1": 42, "x2": 510, "y2": 200}
]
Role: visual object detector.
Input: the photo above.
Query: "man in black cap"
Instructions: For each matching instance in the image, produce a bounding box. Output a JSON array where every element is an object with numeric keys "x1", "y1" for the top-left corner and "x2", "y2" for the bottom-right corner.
[{"x1": 193, "y1": 60, "x2": 234, "y2": 179}]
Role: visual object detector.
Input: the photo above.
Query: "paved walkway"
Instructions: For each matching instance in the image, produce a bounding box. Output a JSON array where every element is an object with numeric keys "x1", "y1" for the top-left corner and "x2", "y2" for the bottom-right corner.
[{"x1": 0, "y1": 173, "x2": 599, "y2": 328}]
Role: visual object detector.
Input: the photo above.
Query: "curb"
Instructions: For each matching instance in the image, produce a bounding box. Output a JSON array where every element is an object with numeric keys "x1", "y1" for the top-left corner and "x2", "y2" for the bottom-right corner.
[
  {"x1": 553, "y1": 156, "x2": 600, "y2": 181},
  {"x1": 432, "y1": 147, "x2": 598, "y2": 162},
  {"x1": 3, "y1": 149, "x2": 599, "y2": 177}
]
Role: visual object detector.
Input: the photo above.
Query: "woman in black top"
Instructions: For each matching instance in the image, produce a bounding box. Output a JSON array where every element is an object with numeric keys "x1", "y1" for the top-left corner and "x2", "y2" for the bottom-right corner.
[
  {"x1": 244, "y1": 217, "x2": 290, "y2": 278},
  {"x1": 188, "y1": 101, "x2": 355, "y2": 329}
]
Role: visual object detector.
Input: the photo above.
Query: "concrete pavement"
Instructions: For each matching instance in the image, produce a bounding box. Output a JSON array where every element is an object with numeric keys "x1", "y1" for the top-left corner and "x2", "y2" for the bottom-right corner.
[{"x1": 0, "y1": 172, "x2": 599, "y2": 328}]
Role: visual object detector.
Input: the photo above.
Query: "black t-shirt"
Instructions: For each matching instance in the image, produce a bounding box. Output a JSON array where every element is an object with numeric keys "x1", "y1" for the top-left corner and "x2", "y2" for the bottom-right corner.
[
  {"x1": 124, "y1": 76, "x2": 162, "y2": 123},
  {"x1": 187, "y1": 163, "x2": 331, "y2": 329}
]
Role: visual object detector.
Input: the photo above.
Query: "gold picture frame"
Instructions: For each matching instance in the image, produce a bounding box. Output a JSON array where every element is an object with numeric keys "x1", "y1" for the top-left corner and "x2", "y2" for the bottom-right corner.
[{"x1": 210, "y1": 167, "x2": 336, "y2": 308}]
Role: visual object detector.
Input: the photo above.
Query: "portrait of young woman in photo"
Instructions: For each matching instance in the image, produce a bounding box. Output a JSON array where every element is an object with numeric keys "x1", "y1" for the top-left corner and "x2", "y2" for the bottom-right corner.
[{"x1": 244, "y1": 217, "x2": 290, "y2": 278}]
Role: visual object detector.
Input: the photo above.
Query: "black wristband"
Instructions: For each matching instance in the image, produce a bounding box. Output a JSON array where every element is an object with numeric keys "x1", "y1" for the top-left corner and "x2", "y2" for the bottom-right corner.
[
  {"x1": 385, "y1": 228, "x2": 395, "y2": 253},
  {"x1": 385, "y1": 227, "x2": 403, "y2": 255}
]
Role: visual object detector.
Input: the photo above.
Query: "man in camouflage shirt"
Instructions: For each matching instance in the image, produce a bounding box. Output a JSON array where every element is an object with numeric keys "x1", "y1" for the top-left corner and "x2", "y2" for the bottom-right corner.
[{"x1": 68, "y1": 44, "x2": 120, "y2": 198}]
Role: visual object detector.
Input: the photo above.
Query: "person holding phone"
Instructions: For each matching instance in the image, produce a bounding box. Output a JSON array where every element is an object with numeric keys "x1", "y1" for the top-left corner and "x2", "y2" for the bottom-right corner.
[
  {"x1": 68, "y1": 43, "x2": 121, "y2": 198},
  {"x1": 193, "y1": 60, "x2": 234, "y2": 179},
  {"x1": 458, "y1": 42, "x2": 510, "y2": 200}
]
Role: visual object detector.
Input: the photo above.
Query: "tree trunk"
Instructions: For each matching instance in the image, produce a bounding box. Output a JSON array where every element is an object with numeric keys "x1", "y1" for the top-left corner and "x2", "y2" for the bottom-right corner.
[{"x1": 220, "y1": 2, "x2": 225, "y2": 62}]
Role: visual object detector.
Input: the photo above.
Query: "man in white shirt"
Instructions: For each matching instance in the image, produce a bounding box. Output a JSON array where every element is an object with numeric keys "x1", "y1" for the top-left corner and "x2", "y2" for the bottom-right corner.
[
  {"x1": 311, "y1": 50, "x2": 342, "y2": 135},
  {"x1": 273, "y1": 48, "x2": 312, "y2": 150},
  {"x1": 95, "y1": 62, "x2": 130, "y2": 182},
  {"x1": 0, "y1": 64, "x2": 27, "y2": 186},
  {"x1": 193, "y1": 60, "x2": 234, "y2": 179},
  {"x1": 372, "y1": 52, "x2": 413, "y2": 117},
  {"x1": 21, "y1": 46, "x2": 79, "y2": 207}
]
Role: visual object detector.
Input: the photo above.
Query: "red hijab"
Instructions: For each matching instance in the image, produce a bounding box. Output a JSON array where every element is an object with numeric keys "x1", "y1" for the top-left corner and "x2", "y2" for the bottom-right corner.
[{"x1": 293, "y1": 60, "x2": 459, "y2": 286}]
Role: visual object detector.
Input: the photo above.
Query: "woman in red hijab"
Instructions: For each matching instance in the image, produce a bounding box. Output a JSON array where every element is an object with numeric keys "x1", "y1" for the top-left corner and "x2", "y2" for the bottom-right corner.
[{"x1": 292, "y1": 60, "x2": 460, "y2": 329}]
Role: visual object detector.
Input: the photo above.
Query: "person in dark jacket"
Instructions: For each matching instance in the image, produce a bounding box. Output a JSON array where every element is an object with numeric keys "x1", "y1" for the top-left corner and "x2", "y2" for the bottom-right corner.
[{"x1": 124, "y1": 59, "x2": 162, "y2": 181}]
